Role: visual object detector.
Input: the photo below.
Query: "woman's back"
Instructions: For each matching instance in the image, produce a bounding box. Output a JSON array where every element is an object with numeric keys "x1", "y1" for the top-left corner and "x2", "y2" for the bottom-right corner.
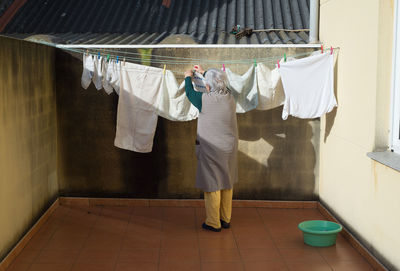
[{"x1": 197, "y1": 92, "x2": 238, "y2": 153}]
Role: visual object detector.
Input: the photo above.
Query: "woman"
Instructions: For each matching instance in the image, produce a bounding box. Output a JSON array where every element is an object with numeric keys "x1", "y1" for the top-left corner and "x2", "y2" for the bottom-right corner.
[{"x1": 184, "y1": 66, "x2": 238, "y2": 232}]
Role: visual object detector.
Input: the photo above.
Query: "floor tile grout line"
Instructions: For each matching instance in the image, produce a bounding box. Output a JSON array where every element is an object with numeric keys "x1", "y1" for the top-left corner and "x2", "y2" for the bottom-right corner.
[
  {"x1": 66, "y1": 206, "x2": 89, "y2": 271},
  {"x1": 257, "y1": 208, "x2": 338, "y2": 270},
  {"x1": 315, "y1": 205, "x2": 360, "y2": 271},
  {"x1": 14, "y1": 204, "x2": 379, "y2": 271},
  {"x1": 317, "y1": 204, "x2": 380, "y2": 270},
  {"x1": 314, "y1": 245, "x2": 335, "y2": 271},
  {"x1": 256, "y1": 207, "x2": 290, "y2": 271},
  {"x1": 231, "y1": 208, "x2": 247, "y2": 270},
  {"x1": 22, "y1": 206, "x2": 74, "y2": 271},
  {"x1": 157, "y1": 207, "x2": 165, "y2": 271},
  {"x1": 111, "y1": 207, "x2": 134, "y2": 271},
  {"x1": 68, "y1": 205, "x2": 103, "y2": 271},
  {"x1": 194, "y1": 207, "x2": 204, "y2": 271}
]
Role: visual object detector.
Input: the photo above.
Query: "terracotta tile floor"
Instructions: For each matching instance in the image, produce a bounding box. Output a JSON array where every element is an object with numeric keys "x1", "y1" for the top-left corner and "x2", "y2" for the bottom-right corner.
[{"x1": 6, "y1": 205, "x2": 375, "y2": 271}]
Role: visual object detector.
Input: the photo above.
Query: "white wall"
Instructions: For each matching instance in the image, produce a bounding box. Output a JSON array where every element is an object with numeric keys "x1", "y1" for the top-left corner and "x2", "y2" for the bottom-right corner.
[{"x1": 319, "y1": 0, "x2": 400, "y2": 269}]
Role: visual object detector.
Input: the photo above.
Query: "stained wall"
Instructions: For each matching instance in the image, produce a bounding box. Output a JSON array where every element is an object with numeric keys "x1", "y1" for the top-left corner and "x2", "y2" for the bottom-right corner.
[
  {"x1": 0, "y1": 36, "x2": 57, "y2": 261},
  {"x1": 56, "y1": 47, "x2": 320, "y2": 200}
]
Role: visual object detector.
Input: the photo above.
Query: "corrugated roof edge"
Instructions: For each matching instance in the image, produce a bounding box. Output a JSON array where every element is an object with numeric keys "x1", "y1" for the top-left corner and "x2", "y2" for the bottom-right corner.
[{"x1": 0, "y1": 34, "x2": 322, "y2": 48}]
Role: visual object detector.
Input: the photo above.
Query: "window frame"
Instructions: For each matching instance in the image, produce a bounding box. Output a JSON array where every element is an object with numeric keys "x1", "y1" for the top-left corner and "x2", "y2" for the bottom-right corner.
[{"x1": 391, "y1": 0, "x2": 400, "y2": 153}]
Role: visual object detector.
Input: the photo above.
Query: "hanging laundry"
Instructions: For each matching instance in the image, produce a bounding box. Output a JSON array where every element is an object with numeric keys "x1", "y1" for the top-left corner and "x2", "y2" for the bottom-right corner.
[
  {"x1": 157, "y1": 70, "x2": 199, "y2": 121},
  {"x1": 278, "y1": 52, "x2": 337, "y2": 120},
  {"x1": 109, "y1": 60, "x2": 121, "y2": 95},
  {"x1": 92, "y1": 56, "x2": 103, "y2": 90},
  {"x1": 255, "y1": 63, "x2": 285, "y2": 110},
  {"x1": 102, "y1": 59, "x2": 114, "y2": 95},
  {"x1": 192, "y1": 71, "x2": 207, "y2": 93},
  {"x1": 225, "y1": 66, "x2": 258, "y2": 113},
  {"x1": 114, "y1": 62, "x2": 164, "y2": 153},
  {"x1": 81, "y1": 53, "x2": 94, "y2": 89}
]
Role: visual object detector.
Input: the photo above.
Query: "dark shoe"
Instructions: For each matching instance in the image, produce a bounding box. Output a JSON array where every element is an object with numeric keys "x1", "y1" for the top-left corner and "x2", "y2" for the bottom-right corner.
[
  {"x1": 220, "y1": 219, "x2": 230, "y2": 229},
  {"x1": 202, "y1": 222, "x2": 221, "y2": 232}
]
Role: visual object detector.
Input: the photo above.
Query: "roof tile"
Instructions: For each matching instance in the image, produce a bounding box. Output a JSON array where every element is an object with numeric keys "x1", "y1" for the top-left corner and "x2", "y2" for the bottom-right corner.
[{"x1": 2, "y1": 0, "x2": 310, "y2": 44}]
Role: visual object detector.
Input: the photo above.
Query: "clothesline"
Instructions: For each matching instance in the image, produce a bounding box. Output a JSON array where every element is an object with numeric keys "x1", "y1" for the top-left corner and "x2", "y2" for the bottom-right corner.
[
  {"x1": 32, "y1": 39, "x2": 339, "y2": 68},
  {"x1": 80, "y1": 47, "x2": 325, "y2": 63},
  {"x1": 106, "y1": 51, "x2": 337, "y2": 153},
  {"x1": 70, "y1": 47, "x2": 338, "y2": 65},
  {"x1": 70, "y1": 48, "x2": 338, "y2": 76}
]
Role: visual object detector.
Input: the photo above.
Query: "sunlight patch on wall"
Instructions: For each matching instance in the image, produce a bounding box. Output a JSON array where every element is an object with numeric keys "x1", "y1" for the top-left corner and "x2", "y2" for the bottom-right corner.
[{"x1": 238, "y1": 138, "x2": 274, "y2": 167}]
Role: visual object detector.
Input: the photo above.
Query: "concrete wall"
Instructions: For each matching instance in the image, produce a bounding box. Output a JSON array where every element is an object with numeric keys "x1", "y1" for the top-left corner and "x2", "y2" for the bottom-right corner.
[
  {"x1": 0, "y1": 37, "x2": 57, "y2": 261},
  {"x1": 56, "y1": 47, "x2": 320, "y2": 200},
  {"x1": 319, "y1": 0, "x2": 400, "y2": 269}
]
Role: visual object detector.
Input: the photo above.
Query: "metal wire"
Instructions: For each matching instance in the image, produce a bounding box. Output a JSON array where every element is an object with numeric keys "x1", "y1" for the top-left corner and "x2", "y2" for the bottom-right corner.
[
  {"x1": 69, "y1": 47, "x2": 338, "y2": 66},
  {"x1": 34, "y1": 39, "x2": 338, "y2": 74}
]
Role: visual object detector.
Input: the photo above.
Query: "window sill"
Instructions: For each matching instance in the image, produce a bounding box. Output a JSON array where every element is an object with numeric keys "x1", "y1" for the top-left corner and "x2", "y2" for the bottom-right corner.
[{"x1": 367, "y1": 151, "x2": 400, "y2": 172}]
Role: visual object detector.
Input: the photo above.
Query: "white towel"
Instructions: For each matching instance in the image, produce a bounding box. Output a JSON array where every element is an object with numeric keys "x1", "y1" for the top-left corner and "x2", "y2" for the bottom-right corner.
[
  {"x1": 225, "y1": 66, "x2": 258, "y2": 113},
  {"x1": 255, "y1": 63, "x2": 285, "y2": 110},
  {"x1": 102, "y1": 60, "x2": 114, "y2": 95},
  {"x1": 114, "y1": 62, "x2": 164, "y2": 153},
  {"x1": 279, "y1": 52, "x2": 337, "y2": 120},
  {"x1": 110, "y1": 60, "x2": 121, "y2": 95},
  {"x1": 81, "y1": 53, "x2": 94, "y2": 89},
  {"x1": 92, "y1": 56, "x2": 103, "y2": 90},
  {"x1": 157, "y1": 70, "x2": 199, "y2": 121}
]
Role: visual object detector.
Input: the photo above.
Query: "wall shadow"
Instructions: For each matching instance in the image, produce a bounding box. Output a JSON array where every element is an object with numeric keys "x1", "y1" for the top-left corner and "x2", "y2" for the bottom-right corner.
[
  {"x1": 56, "y1": 50, "x2": 168, "y2": 198},
  {"x1": 235, "y1": 106, "x2": 318, "y2": 200},
  {"x1": 324, "y1": 55, "x2": 339, "y2": 142}
]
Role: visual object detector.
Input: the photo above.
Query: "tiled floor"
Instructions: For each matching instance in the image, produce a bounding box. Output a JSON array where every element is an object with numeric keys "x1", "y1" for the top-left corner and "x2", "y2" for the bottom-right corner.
[{"x1": 6, "y1": 205, "x2": 374, "y2": 271}]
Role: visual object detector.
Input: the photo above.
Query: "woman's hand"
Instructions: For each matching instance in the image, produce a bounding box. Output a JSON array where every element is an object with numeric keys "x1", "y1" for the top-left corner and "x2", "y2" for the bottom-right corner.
[
  {"x1": 194, "y1": 65, "x2": 205, "y2": 75},
  {"x1": 184, "y1": 70, "x2": 193, "y2": 78}
]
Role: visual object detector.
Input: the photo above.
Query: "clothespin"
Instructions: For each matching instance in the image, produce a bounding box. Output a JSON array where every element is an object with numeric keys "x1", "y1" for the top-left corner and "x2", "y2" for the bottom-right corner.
[
  {"x1": 116, "y1": 56, "x2": 119, "y2": 63},
  {"x1": 254, "y1": 59, "x2": 257, "y2": 67},
  {"x1": 330, "y1": 46, "x2": 333, "y2": 55},
  {"x1": 123, "y1": 57, "x2": 126, "y2": 66},
  {"x1": 284, "y1": 53, "x2": 286, "y2": 62},
  {"x1": 86, "y1": 49, "x2": 89, "y2": 55},
  {"x1": 107, "y1": 54, "x2": 110, "y2": 61},
  {"x1": 222, "y1": 64, "x2": 225, "y2": 72},
  {"x1": 163, "y1": 64, "x2": 166, "y2": 75},
  {"x1": 321, "y1": 45, "x2": 323, "y2": 54},
  {"x1": 277, "y1": 59, "x2": 280, "y2": 68},
  {"x1": 98, "y1": 52, "x2": 100, "y2": 59}
]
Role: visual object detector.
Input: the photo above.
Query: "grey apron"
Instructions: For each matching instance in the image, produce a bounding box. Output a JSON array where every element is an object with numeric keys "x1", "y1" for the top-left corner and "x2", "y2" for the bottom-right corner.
[{"x1": 195, "y1": 92, "x2": 238, "y2": 192}]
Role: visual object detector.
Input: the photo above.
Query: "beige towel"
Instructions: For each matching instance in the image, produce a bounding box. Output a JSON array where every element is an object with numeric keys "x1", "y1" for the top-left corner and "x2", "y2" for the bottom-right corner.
[{"x1": 114, "y1": 62, "x2": 163, "y2": 153}]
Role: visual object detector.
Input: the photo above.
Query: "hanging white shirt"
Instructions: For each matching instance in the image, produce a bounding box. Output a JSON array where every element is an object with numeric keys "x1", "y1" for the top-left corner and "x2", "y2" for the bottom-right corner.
[{"x1": 278, "y1": 52, "x2": 337, "y2": 120}]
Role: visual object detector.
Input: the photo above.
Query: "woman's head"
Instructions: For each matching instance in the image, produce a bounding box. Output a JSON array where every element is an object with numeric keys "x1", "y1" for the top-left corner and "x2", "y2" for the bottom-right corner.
[{"x1": 204, "y1": 68, "x2": 229, "y2": 94}]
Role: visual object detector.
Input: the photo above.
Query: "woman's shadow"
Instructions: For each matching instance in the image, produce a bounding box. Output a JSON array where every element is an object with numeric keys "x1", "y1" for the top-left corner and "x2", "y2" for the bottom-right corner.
[{"x1": 234, "y1": 106, "x2": 318, "y2": 200}]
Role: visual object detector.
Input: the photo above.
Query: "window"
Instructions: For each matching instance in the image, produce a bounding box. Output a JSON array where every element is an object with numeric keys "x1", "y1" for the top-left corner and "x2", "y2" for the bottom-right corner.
[{"x1": 391, "y1": 0, "x2": 400, "y2": 153}]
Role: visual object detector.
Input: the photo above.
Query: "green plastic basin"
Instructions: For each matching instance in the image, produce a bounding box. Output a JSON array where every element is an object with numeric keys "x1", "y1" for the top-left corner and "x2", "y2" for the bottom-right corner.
[{"x1": 298, "y1": 220, "x2": 342, "y2": 247}]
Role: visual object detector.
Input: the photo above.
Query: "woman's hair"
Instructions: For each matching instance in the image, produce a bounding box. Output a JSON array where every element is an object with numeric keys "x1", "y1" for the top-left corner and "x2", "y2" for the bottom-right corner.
[{"x1": 204, "y1": 68, "x2": 229, "y2": 95}]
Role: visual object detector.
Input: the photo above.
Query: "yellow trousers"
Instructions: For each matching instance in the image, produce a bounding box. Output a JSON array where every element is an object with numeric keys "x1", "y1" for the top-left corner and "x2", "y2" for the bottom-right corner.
[{"x1": 204, "y1": 189, "x2": 233, "y2": 229}]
